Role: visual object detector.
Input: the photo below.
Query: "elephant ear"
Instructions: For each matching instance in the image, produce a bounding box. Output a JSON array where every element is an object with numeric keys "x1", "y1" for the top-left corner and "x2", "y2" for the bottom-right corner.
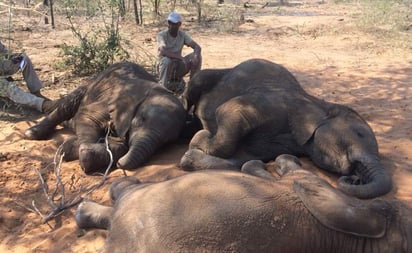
[
  {"x1": 109, "y1": 84, "x2": 151, "y2": 138},
  {"x1": 294, "y1": 176, "x2": 389, "y2": 238},
  {"x1": 289, "y1": 98, "x2": 329, "y2": 145}
]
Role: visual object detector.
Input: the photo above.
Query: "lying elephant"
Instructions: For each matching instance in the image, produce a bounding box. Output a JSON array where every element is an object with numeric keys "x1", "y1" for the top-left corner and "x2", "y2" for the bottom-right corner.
[
  {"x1": 76, "y1": 154, "x2": 411, "y2": 253},
  {"x1": 25, "y1": 62, "x2": 187, "y2": 173},
  {"x1": 180, "y1": 58, "x2": 392, "y2": 199}
]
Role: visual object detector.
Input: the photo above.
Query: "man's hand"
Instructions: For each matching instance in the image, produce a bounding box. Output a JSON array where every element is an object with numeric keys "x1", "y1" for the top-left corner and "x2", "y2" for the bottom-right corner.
[{"x1": 10, "y1": 54, "x2": 23, "y2": 64}]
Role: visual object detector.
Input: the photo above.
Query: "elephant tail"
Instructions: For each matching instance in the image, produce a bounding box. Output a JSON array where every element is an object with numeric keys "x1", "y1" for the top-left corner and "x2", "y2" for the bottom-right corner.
[{"x1": 337, "y1": 157, "x2": 392, "y2": 199}]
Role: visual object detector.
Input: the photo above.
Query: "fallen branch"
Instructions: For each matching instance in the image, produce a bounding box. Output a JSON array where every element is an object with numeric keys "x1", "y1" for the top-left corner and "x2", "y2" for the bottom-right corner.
[{"x1": 31, "y1": 125, "x2": 114, "y2": 223}]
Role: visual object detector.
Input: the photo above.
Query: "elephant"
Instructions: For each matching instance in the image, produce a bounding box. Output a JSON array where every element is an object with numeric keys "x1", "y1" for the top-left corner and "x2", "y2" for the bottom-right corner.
[
  {"x1": 75, "y1": 154, "x2": 412, "y2": 253},
  {"x1": 25, "y1": 62, "x2": 187, "y2": 173},
  {"x1": 179, "y1": 58, "x2": 392, "y2": 199}
]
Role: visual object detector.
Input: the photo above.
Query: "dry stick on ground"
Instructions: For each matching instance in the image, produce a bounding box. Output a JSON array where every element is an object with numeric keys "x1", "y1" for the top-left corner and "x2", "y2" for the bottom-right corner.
[{"x1": 31, "y1": 126, "x2": 115, "y2": 224}]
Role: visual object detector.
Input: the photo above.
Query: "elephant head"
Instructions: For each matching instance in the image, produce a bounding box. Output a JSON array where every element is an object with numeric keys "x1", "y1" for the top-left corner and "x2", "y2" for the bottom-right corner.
[
  {"x1": 290, "y1": 99, "x2": 392, "y2": 199},
  {"x1": 110, "y1": 84, "x2": 186, "y2": 170}
]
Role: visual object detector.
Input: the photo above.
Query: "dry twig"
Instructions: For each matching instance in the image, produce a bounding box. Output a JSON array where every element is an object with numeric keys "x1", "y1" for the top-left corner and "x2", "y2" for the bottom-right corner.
[{"x1": 31, "y1": 126, "x2": 114, "y2": 223}]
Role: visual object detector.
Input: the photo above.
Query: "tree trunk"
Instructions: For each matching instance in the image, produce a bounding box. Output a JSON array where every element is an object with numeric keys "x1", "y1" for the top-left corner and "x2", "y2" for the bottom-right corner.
[
  {"x1": 138, "y1": 0, "x2": 143, "y2": 24},
  {"x1": 49, "y1": 0, "x2": 55, "y2": 28},
  {"x1": 133, "y1": 0, "x2": 140, "y2": 25},
  {"x1": 43, "y1": 0, "x2": 49, "y2": 25},
  {"x1": 119, "y1": 0, "x2": 126, "y2": 18},
  {"x1": 197, "y1": 0, "x2": 202, "y2": 23},
  {"x1": 133, "y1": 0, "x2": 143, "y2": 25}
]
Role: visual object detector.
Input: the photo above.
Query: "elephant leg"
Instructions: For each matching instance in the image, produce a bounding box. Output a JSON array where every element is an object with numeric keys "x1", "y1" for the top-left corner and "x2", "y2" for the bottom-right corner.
[
  {"x1": 190, "y1": 96, "x2": 263, "y2": 158},
  {"x1": 241, "y1": 160, "x2": 277, "y2": 180},
  {"x1": 274, "y1": 154, "x2": 304, "y2": 176},
  {"x1": 109, "y1": 176, "x2": 150, "y2": 202},
  {"x1": 79, "y1": 137, "x2": 128, "y2": 174},
  {"x1": 73, "y1": 103, "x2": 114, "y2": 173},
  {"x1": 62, "y1": 135, "x2": 80, "y2": 161},
  {"x1": 180, "y1": 148, "x2": 242, "y2": 171},
  {"x1": 24, "y1": 86, "x2": 87, "y2": 140},
  {"x1": 75, "y1": 200, "x2": 113, "y2": 230}
]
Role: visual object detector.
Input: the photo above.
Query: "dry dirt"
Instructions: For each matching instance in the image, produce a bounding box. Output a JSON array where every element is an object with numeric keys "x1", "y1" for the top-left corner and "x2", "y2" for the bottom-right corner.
[{"x1": 0, "y1": 1, "x2": 411, "y2": 252}]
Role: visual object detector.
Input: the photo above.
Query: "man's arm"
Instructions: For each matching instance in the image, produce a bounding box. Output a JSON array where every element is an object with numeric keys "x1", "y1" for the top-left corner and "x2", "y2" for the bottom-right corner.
[
  {"x1": 186, "y1": 40, "x2": 201, "y2": 65},
  {"x1": 157, "y1": 32, "x2": 185, "y2": 61},
  {"x1": 158, "y1": 46, "x2": 185, "y2": 60}
]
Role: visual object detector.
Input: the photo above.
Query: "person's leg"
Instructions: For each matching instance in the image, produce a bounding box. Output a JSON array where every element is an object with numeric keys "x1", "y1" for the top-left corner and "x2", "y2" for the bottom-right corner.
[
  {"x1": 20, "y1": 53, "x2": 43, "y2": 94},
  {"x1": 185, "y1": 53, "x2": 202, "y2": 79},
  {"x1": 0, "y1": 53, "x2": 46, "y2": 99},
  {"x1": 175, "y1": 57, "x2": 190, "y2": 80},
  {"x1": 158, "y1": 57, "x2": 174, "y2": 86},
  {"x1": 167, "y1": 59, "x2": 187, "y2": 94},
  {"x1": 0, "y1": 78, "x2": 44, "y2": 112}
]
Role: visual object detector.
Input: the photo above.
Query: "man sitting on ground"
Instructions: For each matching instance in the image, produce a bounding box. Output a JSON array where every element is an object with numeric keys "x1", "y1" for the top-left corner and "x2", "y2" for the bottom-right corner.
[
  {"x1": 0, "y1": 40, "x2": 52, "y2": 113},
  {"x1": 157, "y1": 11, "x2": 202, "y2": 94}
]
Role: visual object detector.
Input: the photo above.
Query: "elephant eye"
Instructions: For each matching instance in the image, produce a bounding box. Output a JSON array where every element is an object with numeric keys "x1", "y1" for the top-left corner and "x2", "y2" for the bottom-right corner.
[{"x1": 356, "y1": 132, "x2": 364, "y2": 138}]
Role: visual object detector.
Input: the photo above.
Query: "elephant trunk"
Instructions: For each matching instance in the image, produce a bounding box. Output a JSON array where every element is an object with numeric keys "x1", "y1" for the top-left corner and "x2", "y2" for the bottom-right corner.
[
  {"x1": 337, "y1": 156, "x2": 392, "y2": 199},
  {"x1": 116, "y1": 131, "x2": 162, "y2": 170}
]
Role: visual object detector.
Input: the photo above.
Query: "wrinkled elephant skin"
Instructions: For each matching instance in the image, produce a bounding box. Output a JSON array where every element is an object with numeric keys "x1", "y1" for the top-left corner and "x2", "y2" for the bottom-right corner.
[
  {"x1": 76, "y1": 155, "x2": 411, "y2": 253},
  {"x1": 180, "y1": 58, "x2": 392, "y2": 199},
  {"x1": 25, "y1": 62, "x2": 186, "y2": 173}
]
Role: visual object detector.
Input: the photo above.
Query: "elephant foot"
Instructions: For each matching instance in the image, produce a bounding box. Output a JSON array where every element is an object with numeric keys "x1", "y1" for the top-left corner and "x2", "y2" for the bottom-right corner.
[
  {"x1": 180, "y1": 149, "x2": 240, "y2": 171},
  {"x1": 241, "y1": 160, "x2": 276, "y2": 181},
  {"x1": 79, "y1": 143, "x2": 112, "y2": 174},
  {"x1": 79, "y1": 141, "x2": 128, "y2": 174},
  {"x1": 24, "y1": 124, "x2": 54, "y2": 140},
  {"x1": 75, "y1": 200, "x2": 112, "y2": 230},
  {"x1": 274, "y1": 154, "x2": 303, "y2": 176},
  {"x1": 62, "y1": 136, "x2": 79, "y2": 161},
  {"x1": 188, "y1": 129, "x2": 212, "y2": 151},
  {"x1": 109, "y1": 176, "x2": 142, "y2": 201}
]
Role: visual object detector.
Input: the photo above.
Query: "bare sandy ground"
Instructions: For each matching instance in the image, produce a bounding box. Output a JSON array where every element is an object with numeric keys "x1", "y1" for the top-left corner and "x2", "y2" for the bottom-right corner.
[{"x1": 0, "y1": 1, "x2": 411, "y2": 252}]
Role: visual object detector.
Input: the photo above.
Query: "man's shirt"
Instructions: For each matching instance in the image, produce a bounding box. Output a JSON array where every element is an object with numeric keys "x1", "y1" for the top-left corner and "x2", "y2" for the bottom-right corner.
[{"x1": 157, "y1": 29, "x2": 194, "y2": 59}]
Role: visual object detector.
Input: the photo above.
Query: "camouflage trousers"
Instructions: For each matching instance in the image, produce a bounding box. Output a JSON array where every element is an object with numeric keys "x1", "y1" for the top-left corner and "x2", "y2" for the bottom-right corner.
[
  {"x1": 0, "y1": 78, "x2": 44, "y2": 112},
  {"x1": 0, "y1": 53, "x2": 43, "y2": 93}
]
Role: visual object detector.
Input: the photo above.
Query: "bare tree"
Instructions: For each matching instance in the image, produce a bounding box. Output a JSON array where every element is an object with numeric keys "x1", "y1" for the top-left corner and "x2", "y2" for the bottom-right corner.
[
  {"x1": 133, "y1": 0, "x2": 143, "y2": 24},
  {"x1": 42, "y1": 0, "x2": 55, "y2": 28}
]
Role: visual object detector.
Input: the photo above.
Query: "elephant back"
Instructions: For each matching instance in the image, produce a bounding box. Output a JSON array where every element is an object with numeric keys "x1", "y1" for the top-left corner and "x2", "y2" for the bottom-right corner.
[
  {"x1": 221, "y1": 58, "x2": 304, "y2": 92},
  {"x1": 83, "y1": 62, "x2": 157, "y2": 103}
]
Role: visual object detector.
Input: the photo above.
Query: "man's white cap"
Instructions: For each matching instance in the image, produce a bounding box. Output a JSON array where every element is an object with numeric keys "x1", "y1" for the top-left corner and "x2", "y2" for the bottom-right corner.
[{"x1": 167, "y1": 11, "x2": 182, "y2": 23}]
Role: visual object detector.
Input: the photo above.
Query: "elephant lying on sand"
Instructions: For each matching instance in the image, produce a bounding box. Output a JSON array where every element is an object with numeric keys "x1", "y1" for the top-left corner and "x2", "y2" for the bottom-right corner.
[
  {"x1": 180, "y1": 58, "x2": 392, "y2": 199},
  {"x1": 76, "y1": 154, "x2": 411, "y2": 253},
  {"x1": 25, "y1": 62, "x2": 186, "y2": 173}
]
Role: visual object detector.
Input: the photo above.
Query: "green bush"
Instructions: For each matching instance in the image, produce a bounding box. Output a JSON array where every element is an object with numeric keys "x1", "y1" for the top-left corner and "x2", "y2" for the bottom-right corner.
[{"x1": 61, "y1": 0, "x2": 130, "y2": 76}]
